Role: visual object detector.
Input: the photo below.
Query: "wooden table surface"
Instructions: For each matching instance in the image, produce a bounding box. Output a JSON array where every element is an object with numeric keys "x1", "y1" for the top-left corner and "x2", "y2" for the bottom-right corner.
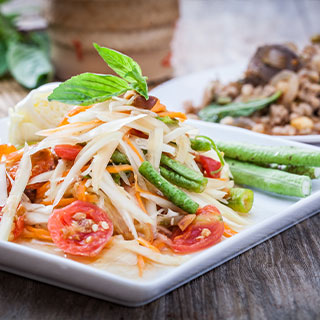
[{"x1": 0, "y1": 0, "x2": 320, "y2": 319}]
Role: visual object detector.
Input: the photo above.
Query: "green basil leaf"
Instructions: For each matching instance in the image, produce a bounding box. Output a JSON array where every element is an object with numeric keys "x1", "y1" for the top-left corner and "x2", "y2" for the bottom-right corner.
[
  {"x1": 94, "y1": 43, "x2": 142, "y2": 78},
  {"x1": 126, "y1": 67, "x2": 148, "y2": 99},
  {"x1": 0, "y1": 39, "x2": 7, "y2": 76},
  {"x1": 48, "y1": 73, "x2": 130, "y2": 106},
  {"x1": 93, "y1": 43, "x2": 148, "y2": 99},
  {"x1": 7, "y1": 42, "x2": 53, "y2": 88},
  {"x1": 198, "y1": 91, "x2": 282, "y2": 122}
]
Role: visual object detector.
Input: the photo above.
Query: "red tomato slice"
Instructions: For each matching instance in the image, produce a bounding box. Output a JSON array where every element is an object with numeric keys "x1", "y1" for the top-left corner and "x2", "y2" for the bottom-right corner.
[
  {"x1": 197, "y1": 155, "x2": 222, "y2": 178},
  {"x1": 0, "y1": 207, "x2": 25, "y2": 240},
  {"x1": 7, "y1": 149, "x2": 55, "y2": 186},
  {"x1": 12, "y1": 216, "x2": 24, "y2": 239},
  {"x1": 48, "y1": 200, "x2": 113, "y2": 257},
  {"x1": 170, "y1": 205, "x2": 224, "y2": 254},
  {"x1": 54, "y1": 145, "x2": 83, "y2": 161}
]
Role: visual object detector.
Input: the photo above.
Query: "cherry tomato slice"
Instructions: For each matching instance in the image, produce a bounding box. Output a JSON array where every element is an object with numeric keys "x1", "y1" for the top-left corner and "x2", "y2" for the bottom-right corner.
[
  {"x1": 12, "y1": 216, "x2": 24, "y2": 239},
  {"x1": 170, "y1": 205, "x2": 224, "y2": 254},
  {"x1": 48, "y1": 200, "x2": 113, "y2": 257},
  {"x1": 197, "y1": 155, "x2": 222, "y2": 178},
  {"x1": 7, "y1": 149, "x2": 55, "y2": 184},
  {"x1": 54, "y1": 145, "x2": 83, "y2": 161},
  {"x1": 0, "y1": 206, "x2": 25, "y2": 240}
]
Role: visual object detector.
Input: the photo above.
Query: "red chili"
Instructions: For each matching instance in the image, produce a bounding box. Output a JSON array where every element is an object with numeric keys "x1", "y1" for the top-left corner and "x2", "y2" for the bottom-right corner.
[{"x1": 197, "y1": 155, "x2": 222, "y2": 178}]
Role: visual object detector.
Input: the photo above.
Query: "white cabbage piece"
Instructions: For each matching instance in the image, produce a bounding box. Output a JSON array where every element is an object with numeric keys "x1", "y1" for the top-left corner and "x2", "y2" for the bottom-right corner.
[{"x1": 8, "y1": 82, "x2": 74, "y2": 146}]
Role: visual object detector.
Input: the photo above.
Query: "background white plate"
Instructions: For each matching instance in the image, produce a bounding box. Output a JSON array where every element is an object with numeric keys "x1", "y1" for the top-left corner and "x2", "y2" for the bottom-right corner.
[
  {"x1": 0, "y1": 117, "x2": 320, "y2": 306},
  {"x1": 150, "y1": 63, "x2": 320, "y2": 144}
]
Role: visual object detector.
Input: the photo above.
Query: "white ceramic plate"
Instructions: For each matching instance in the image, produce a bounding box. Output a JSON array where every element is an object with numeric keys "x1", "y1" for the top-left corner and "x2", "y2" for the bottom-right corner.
[
  {"x1": 150, "y1": 63, "x2": 320, "y2": 144},
  {"x1": 0, "y1": 116, "x2": 320, "y2": 306}
]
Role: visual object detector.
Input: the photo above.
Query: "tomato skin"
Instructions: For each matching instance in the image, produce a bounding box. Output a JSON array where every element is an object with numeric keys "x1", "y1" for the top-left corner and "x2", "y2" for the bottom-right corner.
[
  {"x1": 48, "y1": 201, "x2": 113, "y2": 257},
  {"x1": 197, "y1": 155, "x2": 221, "y2": 178},
  {"x1": 54, "y1": 145, "x2": 83, "y2": 161},
  {"x1": 12, "y1": 216, "x2": 24, "y2": 239},
  {"x1": 7, "y1": 149, "x2": 55, "y2": 188},
  {"x1": 170, "y1": 205, "x2": 224, "y2": 254},
  {"x1": 0, "y1": 207, "x2": 25, "y2": 240}
]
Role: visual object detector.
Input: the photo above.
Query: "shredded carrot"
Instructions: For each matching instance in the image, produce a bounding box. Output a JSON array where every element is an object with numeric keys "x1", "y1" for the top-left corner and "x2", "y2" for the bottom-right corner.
[
  {"x1": 123, "y1": 135, "x2": 144, "y2": 162},
  {"x1": 134, "y1": 174, "x2": 158, "y2": 197},
  {"x1": 223, "y1": 223, "x2": 238, "y2": 238},
  {"x1": 41, "y1": 197, "x2": 76, "y2": 207},
  {"x1": 36, "y1": 181, "x2": 50, "y2": 200},
  {"x1": 106, "y1": 165, "x2": 133, "y2": 174},
  {"x1": 74, "y1": 180, "x2": 87, "y2": 201},
  {"x1": 59, "y1": 105, "x2": 94, "y2": 126},
  {"x1": 137, "y1": 237, "x2": 160, "y2": 253},
  {"x1": 86, "y1": 194, "x2": 98, "y2": 203},
  {"x1": 137, "y1": 254, "x2": 145, "y2": 277},
  {"x1": 150, "y1": 101, "x2": 167, "y2": 113},
  {"x1": 23, "y1": 226, "x2": 52, "y2": 242},
  {"x1": 157, "y1": 111, "x2": 187, "y2": 121},
  {"x1": 135, "y1": 192, "x2": 147, "y2": 214}
]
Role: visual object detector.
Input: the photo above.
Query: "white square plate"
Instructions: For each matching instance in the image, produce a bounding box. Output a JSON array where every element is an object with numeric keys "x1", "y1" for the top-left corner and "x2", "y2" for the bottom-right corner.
[{"x1": 0, "y1": 116, "x2": 319, "y2": 306}]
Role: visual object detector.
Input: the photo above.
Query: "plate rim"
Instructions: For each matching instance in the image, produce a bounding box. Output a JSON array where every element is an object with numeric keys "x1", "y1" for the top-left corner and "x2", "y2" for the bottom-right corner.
[{"x1": 0, "y1": 116, "x2": 320, "y2": 306}]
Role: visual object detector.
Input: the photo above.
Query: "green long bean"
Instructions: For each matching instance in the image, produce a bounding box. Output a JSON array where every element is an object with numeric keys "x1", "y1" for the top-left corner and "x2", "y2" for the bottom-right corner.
[
  {"x1": 160, "y1": 166, "x2": 207, "y2": 193},
  {"x1": 226, "y1": 158, "x2": 311, "y2": 197},
  {"x1": 139, "y1": 161, "x2": 199, "y2": 214},
  {"x1": 217, "y1": 141, "x2": 320, "y2": 167},
  {"x1": 226, "y1": 188, "x2": 254, "y2": 214},
  {"x1": 160, "y1": 154, "x2": 205, "y2": 183}
]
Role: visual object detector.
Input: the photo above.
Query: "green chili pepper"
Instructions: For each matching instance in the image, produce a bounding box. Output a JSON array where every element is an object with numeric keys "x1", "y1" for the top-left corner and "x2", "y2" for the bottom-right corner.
[{"x1": 139, "y1": 161, "x2": 199, "y2": 214}]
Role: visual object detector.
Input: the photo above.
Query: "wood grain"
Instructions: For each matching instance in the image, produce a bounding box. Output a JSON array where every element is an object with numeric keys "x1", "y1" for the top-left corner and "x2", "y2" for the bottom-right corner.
[
  {"x1": 0, "y1": 215, "x2": 319, "y2": 319},
  {"x1": 0, "y1": 0, "x2": 320, "y2": 319}
]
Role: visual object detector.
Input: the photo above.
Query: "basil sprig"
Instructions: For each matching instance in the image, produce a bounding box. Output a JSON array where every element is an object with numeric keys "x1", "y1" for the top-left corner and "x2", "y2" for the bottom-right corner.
[{"x1": 48, "y1": 44, "x2": 149, "y2": 106}]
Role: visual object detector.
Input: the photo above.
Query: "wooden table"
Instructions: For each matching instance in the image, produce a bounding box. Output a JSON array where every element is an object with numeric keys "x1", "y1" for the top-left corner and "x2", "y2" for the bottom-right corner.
[{"x1": 1, "y1": 0, "x2": 320, "y2": 318}]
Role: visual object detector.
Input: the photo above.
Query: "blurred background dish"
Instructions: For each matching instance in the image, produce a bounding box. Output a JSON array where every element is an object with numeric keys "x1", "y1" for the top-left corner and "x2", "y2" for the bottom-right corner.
[{"x1": 0, "y1": 0, "x2": 319, "y2": 116}]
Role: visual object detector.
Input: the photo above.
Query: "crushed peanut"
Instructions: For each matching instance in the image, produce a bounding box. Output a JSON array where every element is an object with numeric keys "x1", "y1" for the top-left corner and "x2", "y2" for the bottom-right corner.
[
  {"x1": 196, "y1": 228, "x2": 211, "y2": 240},
  {"x1": 101, "y1": 221, "x2": 109, "y2": 230},
  {"x1": 92, "y1": 224, "x2": 99, "y2": 232},
  {"x1": 72, "y1": 212, "x2": 86, "y2": 220},
  {"x1": 86, "y1": 236, "x2": 93, "y2": 243}
]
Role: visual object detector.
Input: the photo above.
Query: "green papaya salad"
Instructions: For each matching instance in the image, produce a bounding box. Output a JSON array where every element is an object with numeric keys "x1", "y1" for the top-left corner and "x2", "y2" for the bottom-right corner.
[{"x1": 1, "y1": 44, "x2": 318, "y2": 278}]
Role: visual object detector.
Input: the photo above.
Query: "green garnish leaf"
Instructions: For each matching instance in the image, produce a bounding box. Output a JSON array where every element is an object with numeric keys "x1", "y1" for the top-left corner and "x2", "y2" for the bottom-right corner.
[
  {"x1": 48, "y1": 73, "x2": 130, "y2": 106},
  {"x1": 7, "y1": 41, "x2": 53, "y2": 89},
  {"x1": 93, "y1": 43, "x2": 148, "y2": 99},
  {"x1": 49, "y1": 43, "x2": 149, "y2": 105},
  {"x1": 199, "y1": 91, "x2": 282, "y2": 122}
]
